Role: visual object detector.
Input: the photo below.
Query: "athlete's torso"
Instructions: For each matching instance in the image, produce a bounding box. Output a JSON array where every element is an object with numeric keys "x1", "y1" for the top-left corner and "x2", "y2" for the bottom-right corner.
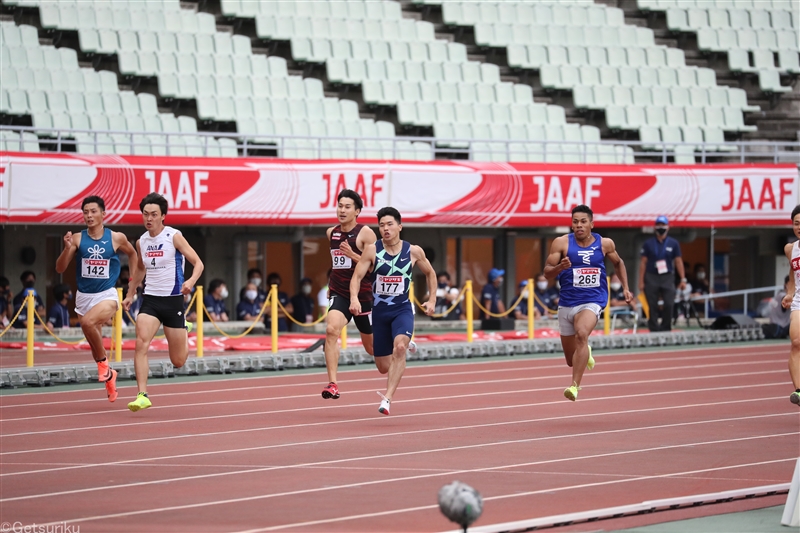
[
  {"x1": 373, "y1": 240, "x2": 412, "y2": 308},
  {"x1": 791, "y1": 241, "x2": 800, "y2": 310},
  {"x1": 139, "y1": 226, "x2": 185, "y2": 297},
  {"x1": 329, "y1": 223, "x2": 372, "y2": 301},
  {"x1": 76, "y1": 227, "x2": 120, "y2": 294},
  {"x1": 558, "y1": 233, "x2": 608, "y2": 308}
]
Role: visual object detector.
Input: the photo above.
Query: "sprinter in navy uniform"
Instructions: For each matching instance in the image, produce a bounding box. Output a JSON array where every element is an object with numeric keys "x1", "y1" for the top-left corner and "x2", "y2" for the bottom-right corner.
[
  {"x1": 544, "y1": 205, "x2": 633, "y2": 402},
  {"x1": 55, "y1": 195, "x2": 138, "y2": 403}
]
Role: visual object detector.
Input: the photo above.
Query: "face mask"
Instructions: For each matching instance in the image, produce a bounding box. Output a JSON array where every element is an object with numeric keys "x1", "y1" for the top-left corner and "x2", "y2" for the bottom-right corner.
[
  {"x1": 24, "y1": 279, "x2": 35, "y2": 289},
  {"x1": 536, "y1": 281, "x2": 548, "y2": 291},
  {"x1": 220, "y1": 287, "x2": 229, "y2": 299},
  {"x1": 245, "y1": 290, "x2": 258, "y2": 301},
  {"x1": 302, "y1": 285, "x2": 312, "y2": 295},
  {"x1": 438, "y1": 282, "x2": 448, "y2": 289},
  {"x1": 655, "y1": 227, "x2": 668, "y2": 236},
  {"x1": 250, "y1": 278, "x2": 261, "y2": 287},
  {"x1": 696, "y1": 272, "x2": 706, "y2": 280},
  {"x1": 521, "y1": 290, "x2": 529, "y2": 299},
  {"x1": 610, "y1": 282, "x2": 622, "y2": 291}
]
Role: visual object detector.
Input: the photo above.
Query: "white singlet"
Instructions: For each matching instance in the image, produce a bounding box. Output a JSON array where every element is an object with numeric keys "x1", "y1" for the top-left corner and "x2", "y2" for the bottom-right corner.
[
  {"x1": 139, "y1": 226, "x2": 185, "y2": 297},
  {"x1": 792, "y1": 241, "x2": 800, "y2": 312}
]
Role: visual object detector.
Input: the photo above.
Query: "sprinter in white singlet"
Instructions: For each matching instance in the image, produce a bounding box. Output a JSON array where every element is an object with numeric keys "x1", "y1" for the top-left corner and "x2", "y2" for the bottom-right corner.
[{"x1": 781, "y1": 204, "x2": 800, "y2": 407}]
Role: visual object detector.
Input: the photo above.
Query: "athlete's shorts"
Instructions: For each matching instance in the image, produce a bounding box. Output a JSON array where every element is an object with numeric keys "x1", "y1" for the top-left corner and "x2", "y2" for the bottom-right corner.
[
  {"x1": 139, "y1": 294, "x2": 186, "y2": 329},
  {"x1": 557, "y1": 303, "x2": 603, "y2": 336},
  {"x1": 372, "y1": 301, "x2": 415, "y2": 357},
  {"x1": 328, "y1": 292, "x2": 373, "y2": 335},
  {"x1": 75, "y1": 287, "x2": 119, "y2": 317}
]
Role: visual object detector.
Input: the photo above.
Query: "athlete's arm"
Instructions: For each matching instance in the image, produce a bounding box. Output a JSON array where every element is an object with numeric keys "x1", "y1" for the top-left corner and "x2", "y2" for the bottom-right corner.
[
  {"x1": 341, "y1": 225, "x2": 376, "y2": 261},
  {"x1": 173, "y1": 233, "x2": 205, "y2": 295},
  {"x1": 411, "y1": 245, "x2": 437, "y2": 316},
  {"x1": 543, "y1": 236, "x2": 570, "y2": 281},
  {"x1": 55, "y1": 232, "x2": 80, "y2": 274},
  {"x1": 123, "y1": 240, "x2": 145, "y2": 311},
  {"x1": 112, "y1": 231, "x2": 138, "y2": 281},
  {"x1": 603, "y1": 238, "x2": 634, "y2": 305},
  {"x1": 349, "y1": 243, "x2": 375, "y2": 316},
  {"x1": 782, "y1": 243, "x2": 795, "y2": 309}
]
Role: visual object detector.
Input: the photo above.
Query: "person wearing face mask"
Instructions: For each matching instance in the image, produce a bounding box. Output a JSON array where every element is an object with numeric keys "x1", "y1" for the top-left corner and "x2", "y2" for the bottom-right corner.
[
  {"x1": 240, "y1": 268, "x2": 267, "y2": 306},
  {"x1": 481, "y1": 268, "x2": 506, "y2": 319},
  {"x1": 0, "y1": 276, "x2": 13, "y2": 326},
  {"x1": 290, "y1": 277, "x2": 316, "y2": 330},
  {"x1": 639, "y1": 216, "x2": 686, "y2": 333},
  {"x1": 237, "y1": 282, "x2": 262, "y2": 322},
  {"x1": 47, "y1": 284, "x2": 74, "y2": 329},
  {"x1": 12, "y1": 270, "x2": 45, "y2": 329},
  {"x1": 511, "y1": 280, "x2": 531, "y2": 320},
  {"x1": 531, "y1": 273, "x2": 559, "y2": 319},
  {"x1": 204, "y1": 278, "x2": 230, "y2": 322},
  {"x1": 433, "y1": 272, "x2": 464, "y2": 320},
  {"x1": 264, "y1": 272, "x2": 292, "y2": 332}
]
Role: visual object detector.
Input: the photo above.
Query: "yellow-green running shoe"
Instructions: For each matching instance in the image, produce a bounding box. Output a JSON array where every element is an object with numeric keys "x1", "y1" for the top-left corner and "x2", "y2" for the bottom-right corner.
[
  {"x1": 186, "y1": 320, "x2": 193, "y2": 333},
  {"x1": 587, "y1": 345, "x2": 595, "y2": 370},
  {"x1": 791, "y1": 391, "x2": 800, "y2": 406},
  {"x1": 128, "y1": 392, "x2": 152, "y2": 412},
  {"x1": 564, "y1": 384, "x2": 580, "y2": 401}
]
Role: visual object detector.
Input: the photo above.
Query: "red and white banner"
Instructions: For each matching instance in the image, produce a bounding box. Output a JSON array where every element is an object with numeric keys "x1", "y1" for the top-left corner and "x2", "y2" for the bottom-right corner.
[{"x1": 1, "y1": 152, "x2": 797, "y2": 227}]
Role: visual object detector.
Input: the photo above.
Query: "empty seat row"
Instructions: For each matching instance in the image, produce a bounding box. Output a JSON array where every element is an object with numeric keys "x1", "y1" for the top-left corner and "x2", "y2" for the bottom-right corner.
[
  {"x1": 469, "y1": 142, "x2": 634, "y2": 164},
  {"x1": 278, "y1": 139, "x2": 433, "y2": 161},
  {"x1": 256, "y1": 15, "x2": 435, "y2": 42},
  {"x1": 236, "y1": 117, "x2": 395, "y2": 140},
  {"x1": 433, "y1": 122, "x2": 595, "y2": 143},
  {"x1": 11, "y1": 0, "x2": 181, "y2": 10},
  {"x1": 666, "y1": 7, "x2": 797, "y2": 31},
  {"x1": 78, "y1": 29, "x2": 251, "y2": 56},
  {"x1": 572, "y1": 84, "x2": 758, "y2": 112},
  {"x1": 475, "y1": 23, "x2": 655, "y2": 48},
  {"x1": 540, "y1": 64, "x2": 718, "y2": 90},
  {"x1": 639, "y1": 125, "x2": 735, "y2": 152},
  {"x1": 508, "y1": 44, "x2": 686, "y2": 70},
  {"x1": 325, "y1": 59, "x2": 501, "y2": 85},
  {"x1": 442, "y1": 2, "x2": 625, "y2": 27},
  {"x1": 1, "y1": 67, "x2": 119, "y2": 93},
  {"x1": 222, "y1": 0, "x2": 403, "y2": 21},
  {"x1": 72, "y1": 133, "x2": 238, "y2": 158},
  {"x1": 0, "y1": 22, "x2": 41, "y2": 48},
  {"x1": 0, "y1": 130, "x2": 40, "y2": 152},
  {"x1": 605, "y1": 105, "x2": 754, "y2": 132},
  {"x1": 1, "y1": 88, "x2": 159, "y2": 117},
  {"x1": 29, "y1": 111, "x2": 194, "y2": 134},
  {"x1": 728, "y1": 49, "x2": 800, "y2": 74},
  {"x1": 118, "y1": 50, "x2": 288, "y2": 78},
  {"x1": 361, "y1": 80, "x2": 533, "y2": 107},
  {"x1": 156, "y1": 73, "x2": 324, "y2": 101},
  {"x1": 39, "y1": 4, "x2": 215, "y2": 34},
  {"x1": 639, "y1": 0, "x2": 796, "y2": 12},
  {"x1": 397, "y1": 101, "x2": 567, "y2": 127},
  {"x1": 289, "y1": 38, "x2": 467, "y2": 64},
  {"x1": 2, "y1": 44, "x2": 79, "y2": 71},
  {"x1": 697, "y1": 27, "x2": 798, "y2": 52},
  {"x1": 198, "y1": 95, "x2": 361, "y2": 123}
]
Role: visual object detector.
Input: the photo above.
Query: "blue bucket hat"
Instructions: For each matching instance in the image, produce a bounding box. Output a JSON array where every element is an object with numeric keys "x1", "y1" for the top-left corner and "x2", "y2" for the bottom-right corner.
[{"x1": 488, "y1": 268, "x2": 505, "y2": 282}]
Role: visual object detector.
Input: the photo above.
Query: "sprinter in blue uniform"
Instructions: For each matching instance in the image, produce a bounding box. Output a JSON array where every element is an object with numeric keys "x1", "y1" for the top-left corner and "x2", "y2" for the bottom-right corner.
[
  {"x1": 55, "y1": 196, "x2": 138, "y2": 402},
  {"x1": 349, "y1": 207, "x2": 437, "y2": 415},
  {"x1": 544, "y1": 204, "x2": 633, "y2": 401}
]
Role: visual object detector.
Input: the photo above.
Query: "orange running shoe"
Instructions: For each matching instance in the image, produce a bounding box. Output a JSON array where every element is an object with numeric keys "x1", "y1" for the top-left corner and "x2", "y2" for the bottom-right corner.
[
  {"x1": 97, "y1": 360, "x2": 110, "y2": 382},
  {"x1": 105, "y1": 369, "x2": 118, "y2": 402}
]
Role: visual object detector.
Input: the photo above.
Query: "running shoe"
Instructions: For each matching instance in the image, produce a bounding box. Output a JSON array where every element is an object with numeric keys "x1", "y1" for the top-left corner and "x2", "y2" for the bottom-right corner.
[
  {"x1": 186, "y1": 320, "x2": 193, "y2": 333},
  {"x1": 97, "y1": 359, "x2": 110, "y2": 382},
  {"x1": 791, "y1": 391, "x2": 800, "y2": 406},
  {"x1": 408, "y1": 340, "x2": 418, "y2": 354},
  {"x1": 377, "y1": 391, "x2": 390, "y2": 415},
  {"x1": 321, "y1": 382, "x2": 340, "y2": 400},
  {"x1": 127, "y1": 392, "x2": 152, "y2": 412},
  {"x1": 564, "y1": 384, "x2": 580, "y2": 401},
  {"x1": 105, "y1": 368, "x2": 118, "y2": 403},
  {"x1": 586, "y1": 345, "x2": 595, "y2": 371}
]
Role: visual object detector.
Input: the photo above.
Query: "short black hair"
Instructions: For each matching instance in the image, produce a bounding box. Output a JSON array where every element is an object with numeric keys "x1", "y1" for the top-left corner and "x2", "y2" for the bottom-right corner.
[
  {"x1": 53, "y1": 283, "x2": 71, "y2": 301},
  {"x1": 791, "y1": 204, "x2": 800, "y2": 222},
  {"x1": 0, "y1": 276, "x2": 9, "y2": 288},
  {"x1": 208, "y1": 279, "x2": 225, "y2": 294},
  {"x1": 247, "y1": 268, "x2": 263, "y2": 279},
  {"x1": 139, "y1": 192, "x2": 169, "y2": 216},
  {"x1": 338, "y1": 189, "x2": 363, "y2": 212},
  {"x1": 20, "y1": 270, "x2": 35, "y2": 282},
  {"x1": 377, "y1": 206, "x2": 401, "y2": 224},
  {"x1": 571, "y1": 204, "x2": 593, "y2": 220},
  {"x1": 267, "y1": 272, "x2": 281, "y2": 284},
  {"x1": 82, "y1": 196, "x2": 105, "y2": 211},
  {"x1": 438, "y1": 272, "x2": 451, "y2": 280}
]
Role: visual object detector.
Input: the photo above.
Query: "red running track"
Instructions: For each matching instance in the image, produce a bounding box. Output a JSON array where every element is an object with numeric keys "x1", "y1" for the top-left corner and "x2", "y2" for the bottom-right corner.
[{"x1": 0, "y1": 344, "x2": 797, "y2": 533}]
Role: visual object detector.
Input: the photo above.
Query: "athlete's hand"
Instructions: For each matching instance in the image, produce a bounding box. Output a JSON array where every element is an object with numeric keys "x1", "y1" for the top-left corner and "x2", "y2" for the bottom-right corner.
[
  {"x1": 349, "y1": 299, "x2": 362, "y2": 316},
  {"x1": 122, "y1": 296, "x2": 133, "y2": 312},
  {"x1": 557, "y1": 256, "x2": 571, "y2": 272},
  {"x1": 623, "y1": 290, "x2": 634, "y2": 304},
  {"x1": 782, "y1": 293, "x2": 793, "y2": 309},
  {"x1": 638, "y1": 279, "x2": 645, "y2": 293},
  {"x1": 63, "y1": 231, "x2": 73, "y2": 248},
  {"x1": 339, "y1": 241, "x2": 357, "y2": 260},
  {"x1": 422, "y1": 299, "x2": 436, "y2": 316},
  {"x1": 181, "y1": 280, "x2": 194, "y2": 295}
]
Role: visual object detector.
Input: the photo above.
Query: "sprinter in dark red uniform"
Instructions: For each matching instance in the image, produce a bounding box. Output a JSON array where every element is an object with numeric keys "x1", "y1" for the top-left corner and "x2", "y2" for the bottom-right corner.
[{"x1": 321, "y1": 189, "x2": 377, "y2": 399}]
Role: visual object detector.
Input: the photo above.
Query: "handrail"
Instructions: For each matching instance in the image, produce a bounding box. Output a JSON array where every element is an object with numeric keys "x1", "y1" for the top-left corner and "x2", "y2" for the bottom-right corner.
[{"x1": 688, "y1": 285, "x2": 781, "y2": 317}]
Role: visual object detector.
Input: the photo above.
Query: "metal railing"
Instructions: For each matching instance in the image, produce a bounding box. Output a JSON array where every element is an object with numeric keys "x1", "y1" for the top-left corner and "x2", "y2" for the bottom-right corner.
[
  {"x1": 2, "y1": 124, "x2": 799, "y2": 164},
  {"x1": 689, "y1": 285, "x2": 782, "y2": 318}
]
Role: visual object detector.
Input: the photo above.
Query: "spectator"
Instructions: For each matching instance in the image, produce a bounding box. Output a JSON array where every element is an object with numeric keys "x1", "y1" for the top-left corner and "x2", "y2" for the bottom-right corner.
[
  {"x1": 290, "y1": 277, "x2": 315, "y2": 329},
  {"x1": 317, "y1": 269, "x2": 331, "y2": 318},
  {"x1": 12, "y1": 270, "x2": 45, "y2": 329},
  {"x1": 265, "y1": 272, "x2": 292, "y2": 332},
  {"x1": 638, "y1": 216, "x2": 686, "y2": 332},
  {"x1": 511, "y1": 280, "x2": 530, "y2": 320},
  {"x1": 481, "y1": 268, "x2": 505, "y2": 319},
  {"x1": 532, "y1": 272, "x2": 559, "y2": 319},
  {"x1": 433, "y1": 272, "x2": 463, "y2": 320},
  {"x1": 240, "y1": 267, "x2": 267, "y2": 305},
  {"x1": 47, "y1": 284, "x2": 73, "y2": 329},
  {"x1": 237, "y1": 282, "x2": 262, "y2": 322},
  {"x1": 609, "y1": 274, "x2": 628, "y2": 308},
  {"x1": 204, "y1": 278, "x2": 230, "y2": 322},
  {"x1": 0, "y1": 276, "x2": 12, "y2": 325},
  {"x1": 764, "y1": 276, "x2": 791, "y2": 339},
  {"x1": 692, "y1": 264, "x2": 710, "y2": 295}
]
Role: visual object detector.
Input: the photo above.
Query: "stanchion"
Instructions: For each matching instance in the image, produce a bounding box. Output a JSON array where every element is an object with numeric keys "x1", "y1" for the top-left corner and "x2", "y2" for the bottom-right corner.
[
  {"x1": 115, "y1": 288, "x2": 123, "y2": 362},
  {"x1": 26, "y1": 294, "x2": 34, "y2": 367},
  {"x1": 465, "y1": 280, "x2": 473, "y2": 343},
  {"x1": 527, "y1": 278, "x2": 534, "y2": 339},
  {"x1": 195, "y1": 285, "x2": 204, "y2": 358},
  {"x1": 604, "y1": 276, "x2": 611, "y2": 335},
  {"x1": 341, "y1": 325, "x2": 347, "y2": 350},
  {"x1": 270, "y1": 284, "x2": 278, "y2": 354}
]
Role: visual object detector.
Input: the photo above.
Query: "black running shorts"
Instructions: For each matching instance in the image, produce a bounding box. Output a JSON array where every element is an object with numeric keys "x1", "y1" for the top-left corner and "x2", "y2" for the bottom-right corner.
[
  {"x1": 328, "y1": 292, "x2": 372, "y2": 335},
  {"x1": 138, "y1": 294, "x2": 186, "y2": 329}
]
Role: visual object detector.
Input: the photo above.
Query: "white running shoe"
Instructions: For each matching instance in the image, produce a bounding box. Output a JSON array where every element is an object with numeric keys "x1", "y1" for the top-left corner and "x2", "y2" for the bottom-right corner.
[
  {"x1": 408, "y1": 340, "x2": 418, "y2": 354},
  {"x1": 377, "y1": 391, "x2": 390, "y2": 415}
]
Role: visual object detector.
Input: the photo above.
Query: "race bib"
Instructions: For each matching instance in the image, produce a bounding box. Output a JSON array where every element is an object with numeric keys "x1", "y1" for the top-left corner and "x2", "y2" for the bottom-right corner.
[
  {"x1": 573, "y1": 267, "x2": 600, "y2": 288},
  {"x1": 331, "y1": 250, "x2": 352, "y2": 269},
  {"x1": 82, "y1": 258, "x2": 110, "y2": 279},
  {"x1": 791, "y1": 257, "x2": 800, "y2": 271},
  {"x1": 656, "y1": 259, "x2": 668, "y2": 274},
  {"x1": 375, "y1": 275, "x2": 404, "y2": 296}
]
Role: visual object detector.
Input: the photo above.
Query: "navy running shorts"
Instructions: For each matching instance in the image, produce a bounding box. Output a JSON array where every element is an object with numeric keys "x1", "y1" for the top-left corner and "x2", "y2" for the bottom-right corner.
[{"x1": 372, "y1": 301, "x2": 414, "y2": 357}]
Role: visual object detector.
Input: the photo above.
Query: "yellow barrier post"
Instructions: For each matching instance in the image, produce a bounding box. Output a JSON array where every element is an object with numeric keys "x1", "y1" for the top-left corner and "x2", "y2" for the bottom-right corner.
[
  {"x1": 604, "y1": 276, "x2": 611, "y2": 335},
  {"x1": 527, "y1": 278, "x2": 534, "y2": 339},
  {"x1": 115, "y1": 288, "x2": 123, "y2": 362},
  {"x1": 270, "y1": 284, "x2": 278, "y2": 353},
  {"x1": 341, "y1": 325, "x2": 347, "y2": 350},
  {"x1": 196, "y1": 285, "x2": 204, "y2": 358},
  {"x1": 465, "y1": 280, "x2": 473, "y2": 343},
  {"x1": 26, "y1": 294, "x2": 34, "y2": 367}
]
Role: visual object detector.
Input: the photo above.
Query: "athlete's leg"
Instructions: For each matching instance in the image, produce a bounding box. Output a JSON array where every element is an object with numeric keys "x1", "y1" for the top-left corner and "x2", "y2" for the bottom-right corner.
[
  {"x1": 360, "y1": 332, "x2": 374, "y2": 356},
  {"x1": 789, "y1": 310, "x2": 800, "y2": 390},
  {"x1": 132, "y1": 313, "x2": 161, "y2": 394},
  {"x1": 80, "y1": 300, "x2": 118, "y2": 363},
  {"x1": 384, "y1": 334, "x2": 409, "y2": 401},
  {"x1": 164, "y1": 325, "x2": 189, "y2": 368},
  {"x1": 570, "y1": 310, "x2": 599, "y2": 388},
  {"x1": 324, "y1": 309, "x2": 349, "y2": 384},
  {"x1": 560, "y1": 335, "x2": 576, "y2": 367}
]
